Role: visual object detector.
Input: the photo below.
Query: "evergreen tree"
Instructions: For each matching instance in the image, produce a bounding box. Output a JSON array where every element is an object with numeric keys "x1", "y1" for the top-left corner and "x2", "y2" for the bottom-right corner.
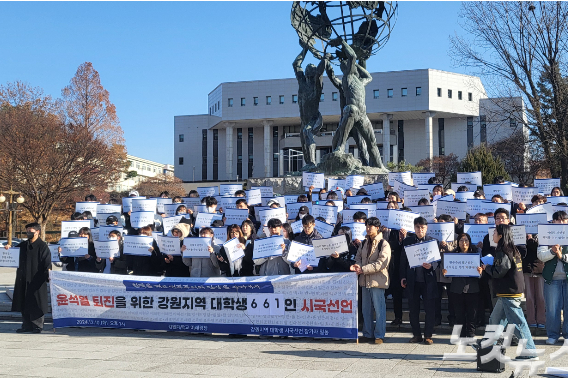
[{"x1": 459, "y1": 145, "x2": 510, "y2": 185}]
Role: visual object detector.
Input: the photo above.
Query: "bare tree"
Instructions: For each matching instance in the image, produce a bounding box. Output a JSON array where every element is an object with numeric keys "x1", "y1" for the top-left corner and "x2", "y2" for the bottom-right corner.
[
  {"x1": 416, "y1": 154, "x2": 460, "y2": 188},
  {"x1": 133, "y1": 174, "x2": 186, "y2": 198},
  {"x1": 451, "y1": 1, "x2": 568, "y2": 189}
]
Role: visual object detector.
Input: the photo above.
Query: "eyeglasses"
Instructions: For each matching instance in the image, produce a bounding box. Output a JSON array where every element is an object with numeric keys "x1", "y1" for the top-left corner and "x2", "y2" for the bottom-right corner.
[{"x1": 495, "y1": 217, "x2": 508, "y2": 221}]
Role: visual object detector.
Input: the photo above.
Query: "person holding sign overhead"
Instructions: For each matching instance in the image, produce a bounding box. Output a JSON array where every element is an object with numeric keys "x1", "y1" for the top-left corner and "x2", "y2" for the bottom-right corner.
[
  {"x1": 181, "y1": 227, "x2": 221, "y2": 277},
  {"x1": 350, "y1": 217, "x2": 391, "y2": 344},
  {"x1": 6, "y1": 223, "x2": 50, "y2": 333},
  {"x1": 293, "y1": 215, "x2": 323, "y2": 273},
  {"x1": 400, "y1": 217, "x2": 438, "y2": 345}
]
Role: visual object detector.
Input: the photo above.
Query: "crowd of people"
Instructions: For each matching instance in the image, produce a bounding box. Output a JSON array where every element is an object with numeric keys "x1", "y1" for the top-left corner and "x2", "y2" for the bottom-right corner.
[{"x1": 6, "y1": 176, "x2": 568, "y2": 361}]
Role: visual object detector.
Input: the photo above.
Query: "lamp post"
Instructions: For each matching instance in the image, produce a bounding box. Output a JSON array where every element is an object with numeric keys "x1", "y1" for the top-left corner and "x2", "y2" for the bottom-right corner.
[{"x1": 0, "y1": 186, "x2": 25, "y2": 246}]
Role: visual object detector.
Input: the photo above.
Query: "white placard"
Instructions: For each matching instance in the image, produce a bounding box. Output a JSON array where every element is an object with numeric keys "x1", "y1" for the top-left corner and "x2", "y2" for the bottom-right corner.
[
  {"x1": 97, "y1": 204, "x2": 122, "y2": 218},
  {"x1": 312, "y1": 205, "x2": 338, "y2": 224},
  {"x1": 538, "y1": 224, "x2": 568, "y2": 246},
  {"x1": 60, "y1": 220, "x2": 91, "y2": 239},
  {"x1": 451, "y1": 182, "x2": 478, "y2": 193},
  {"x1": 163, "y1": 203, "x2": 182, "y2": 217},
  {"x1": 488, "y1": 225, "x2": 527, "y2": 246},
  {"x1": 195, "y1": 213, "x2": 220, "y2": 229},
  {"x1": 349, "y1": 203, "x2": 376, "y2": 218},
  {"x1": 284, "y1": 195, "x2": 300, "y2": 204},
  {"x1": 246, "y1": 189, "x2": 262, "y2": 205},
  {"x1": 393, "y1": 180, "x2": 416, "y2": 195},
  {"x1": 49, "y1": 244, "x2": 60, "y2": 263},
  {"x1": 327, "y1": 178, "x2": 347, "y2": 191},
  {"x1": 412, "y1": 172, "x2": 436, "y2": 185},
  {"x1": 219, "y1": 197, "x2": 241, "y2": 210},
  {"x1": 457, "y1": 172, "x2": 482, "y2": 186},
  {"x1": 418, "y1": 183, "x2": 439, "y2": 192},
  {"x1": 465, "y1": 199, "x2": 485, "y2": 215},
  {"x1": 534, "y1": 178, "x2": 561, "y2": 195},
  {"x1": 98, "y1": 226, "x2": 123, "y2": 242},
  {"x1": 343, "y1": 222, "x2": 367, "y2": 241},
  {"x1": 388, "y1": 171, "x2": 412, "y2": 186},
  {"x1": 408, "y1": 205, "x2": 436, "y2": 222},
  {"x1": 436, "y1": 200, "x2": 467, "y2": 220},
  {"x1": 254, "y1": 206, "x2": 270, "y2": 220},
  {"x1": 258, "y1": 207, "x2": 287, "y2": 226},
  {"x1": 512, "y1": 187, "x2": 539, "y2": 205},
  {"x1": 183, "y1": 237, "x2": 211, "y2": 258},
  {"x1": 388, "y1": 210, "x2": 420, "y2": 231},
  {"x1": 155, "y1": 198, "x2": 172, "y2": 213},
  {"x1": 479, "y1": 201, "x2": 511, "y2": 215},
  {"x1": 302, "y1": 172, "x2": 325, "y2": 189},
  {"x1": 286, "y1": 202, "x2": 312, "y2": 219},
  {"x1": 361, "y1": 183, "x2": 384, "y2": 200},
  {"x1": 0, "y1": 248, "x2": 19, "y2": 267},
  {"x1": 157, "y1": 235, "x2": 181, "y2": 256},
  {"x1": 223, "y1": 237, "x2": 245, "y2": 262},
  {"x1": 210, "y1": 227, "x2": 227, "y2": 246},
  {"x1": 261, "y1": 197, "x2": 286, "y2": 208},
  {"x1": 122, "y1": 196, "x2": 145, "y2": 213},
  {"x1": 197, "y1": 186, "x2": 219, "y2": 198},
  {"x1": 59, "y1": 237, "x2": 89, "y2": 257},
  {"x1": 220, "y1": 184, "x2": 242, "y2": 196},
  {"x1": 376, "y1": 201, "x2": 389, "y2": 210},
  {"x1": 314, "y1": 219, "x2": 335, "y2": 239},
  {"x1": 547, "y1": 204, "x2": 568, "y2": 220},
  {"x1": 483, "y1": 184, "x2": 513, "y2": 201},
  {"x1": 455, "y1": 191, "x2": 476, "y2": 202},
  {"x1": 405, "y1": 240, "x2": 441, "y2": 268},
  {"x1": 131, "y1": 199, "x2": 157, "y2": 214},
  {"x1": 94, "y1": 240, "x2": 120, "y2": 259},
  {"x1": 75, "y1": 202, "x2": 99, "y2": 218},
  {"x1": 223, "y1": 209, "x2": 249, "y2": 225},
  {"x1": 130, "y1": 211, "x2": 155, "y2": 228},
  {"x1": 374, "y1": 209, "x2": 391, "y2": 226},
  {"x1": 312, "y1": 235, "x2": 348, "y2": 258},
  {"x1": 516, "y1": 213, "x2": 548, "y2": 234},
  {"x1": 346, "y1": 175, "x2": 365, "y2": 190},
  {"x1": 253, "y1": 236, "x2": 285, "y2": 259},
  {"x1": 344, "y1": 195, "x2": 366, "y2": 206},
  {"x1": 290, "y1": 220, "x2": 304, "y2": 234},
  {"x1": 404, "y1": 189, "x2": 430, "y2": 207},
  {"x1": 182, "y1": 197, "x2": 202, "y2": 209},
  {"x1": 444, "y1": 253, "x2": 481, "y2": 277},
  {"x1": 251, "y1": 186, "x2": 273, "y2": 198},
  {"x1": 286, "y1": 241, "x2": 317, "y2": 264},
  {"x1": 547, "y1": 196, "x2": 568, "y2": 205},
  {"x1": 463, "y1": 224, "x2": 491, "y2": 244},
  {"x1": 427, "y1": 222, "x2": 455, "y2": 242},
  {"x1": 526, "y1": 203, "x2": 547, "y2": 214},
  {"x1": 342, "y1": 209, "x2": 367, "y2": 223},
  {"x1": 123, "y1": 235, "x2": 153, "y2": 256},
  {"x1": 162, "y1": 216, "x2": 183, "y2": 236}
]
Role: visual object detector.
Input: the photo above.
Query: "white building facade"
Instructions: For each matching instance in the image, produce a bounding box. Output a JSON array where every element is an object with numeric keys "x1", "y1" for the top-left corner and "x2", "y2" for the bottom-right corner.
[
  {"x1": 109, "y1": 155, "x2": 175, "y2": 192},
  {"x1": 174, "y1": 69, "x2": 524, "y2": 182}
]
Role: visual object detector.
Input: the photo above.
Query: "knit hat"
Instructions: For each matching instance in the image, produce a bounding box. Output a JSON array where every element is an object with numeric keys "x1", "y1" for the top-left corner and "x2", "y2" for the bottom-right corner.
[{"x1": 172, "y1": 223, "x2": 191, "y2": 239}]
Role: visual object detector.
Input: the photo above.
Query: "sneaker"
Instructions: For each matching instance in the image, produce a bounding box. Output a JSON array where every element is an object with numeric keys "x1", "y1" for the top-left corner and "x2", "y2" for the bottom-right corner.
[
  {"x1": 375, "y1": 338, "x2": 384, "y2": 345},
  {"x1": 546, "y1": 338, "x2": 558, "y2": 345},
  {"x1": 528, "y1": 323, "x2": 537, "y2": 328},
  {"x1": 424, "y1": 338, "x2": 434, "y2": 345},
  {"x1": 409, "y1": 336, "x2": 423, "y2": 343},
  {"x1": 537, "y1": 324, "x2": 546, "y2": 329},
  {"x1": 390, "y1": 318, "x2": 402, "y2": 326}
]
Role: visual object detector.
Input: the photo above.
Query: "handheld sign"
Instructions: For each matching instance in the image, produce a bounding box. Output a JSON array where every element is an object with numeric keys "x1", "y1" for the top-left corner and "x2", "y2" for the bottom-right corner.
[
  {"x1": 516, "y1": 213, "x2": 548, "y2": 234},
  {"x1": 155, "y1": 198, "x2": 172, "y2": 213},
  {"x1": 60, "y1": 220, "x2": 91, "y2": 239},
  {"x1": 197, "y1": 186, "x2": 219, "y2": 198},
  {"x1": 346, "y1": 195, "x2": 368, "y2": 206},
  {"x1": 451, "y1": 182, "x2": 478, "y2": 193},
  {"x1": 361, "y1": 183, "x2": 384, "y2": 200},
  {"x1": 404, "y1": 189, "x2": 430, "y2": 207},
  {"x1": 455, "y1": 191, "x2": 475, "y2": 202},
  {"x1": 59, "y1": 238, "x2": 89, "y2": 257},
  {"x1": 131, "y1": 199, "x2": 157, "y2": 214},
  {"x1": 489, "y1": 225, "x2": 527, "y2": 246},
  {"x1": 286, "y1": 202, "x2": 312, "y2": 219},
  {"x1": 443, "y1": 253, "x2": 481, "y2": 277},
  {"x1": 287, "y1": 241, "x2": 318, "y2": 267},
  {"x1": 412, "y1": 172, "x2": 436, "y2": 185},
  {"x1": 253, "y1": 236, "x2": 285, "y2": 259},
  {"x1": 98, "y1": 226, "x2": 123, "y2": 242},
  {"x1": 463, "y1": 224, "x2": 490, "y2": 244},
  {"x1": 303, "y1": 172, "x2": 325, "y2": 189},
  {"x1": 388, "y1": 171, "x2": 412, "y2": 186},
  {"x1": 466, "y1": 199, "x2": 485, "y2": 215},
  {"x1": 375, "y1": 209, "x2": 391, "y2": 227},
  {"x1": 219, "y1": 197, "x2": 241, "y2": 210},
  {"x1": 350, "y1": 203, "x2": 376, "y2": 218},
  {"x1": 484, "y1": 184, "x2": 513, "y2": 202},
  {"x1": 312, "y1": 205, "x2": 338, "y2": 224},
  {"x1": 0, "y1": 248, "x2": 19, "y2": 267},
  {"x1": 427, "y1": 222, "x2": 455, "y2": 242},
  {"x1": 163, "y1": 203, "x2": 182, "y2": 217},
  {"x1": 75, "y1": 202, "x2": 98, "y2": 218},
  {"x1": 526, "y1": 203, "x2": 547, "y2": 214},
  {"x1": 405, "y1": 240, "x2": 441, "y2": 268},
  {"x1": 534, "y1": 178, "x2": 560, "y2": 195},
  {"x1": 393, "y1": 180, "x2": 417, "y2": 196},
  {"x1": 123, "y1": 235, "x2": 153, "y2": 256},
  {"x1": 480, "y1": 201, "x2": 511, "y2": 215},
  {"x1": 312, "y1": 235, "x2": 349, "y2": 258},
  {"x1": 251, "y1": 186, "x2": 273, "y2": 198},
  {"x1": 94, "y1": 240, "x2": 120, "y2": 259},
  {"x1": 346, "y1": 175, "x2": 365, "y2": 190},
  {"x1": 512, "y1": 187, "x2": 539, "y2": 205},
  {"x1": 91, "y1": 227, "x2": 99, "y2": 242},
  {"x1": 284, "y1": 195, "x2": 299, "y2": 204},
  {"x1": 224, "y1": 209, "x2": 249, "y2": 225},
  {"x1": 182, "y1": 197, "x2": 202, "y2": 209},
  {"x1": 314, "y1": 219, "x2": 335, "y2": 238},
  {"x1": 49, "y1": 244, "x2": 60, "y2": 263},
  {"x1": 436, "y1": 200, "x2": 467, "y2": 220},
  {"x1": 258, "y1": 207, "x2": 287, "y2": 226},
  {"x1": 183, "y1": 237, "x2": 211, "y2": 258},
  {"x1": 342, "y1": 209, "x2": 367, "y2": 223},
  {"x1": 97, "y1": 203, "x2": 122, "y2": 215},
  {"x1": 122, "y1": 196, "x2": 145, "y2": 213},
  {"x1": 290, "y1": 220, "x2": 304, "y2": 234},
  {"x1": 157, "y1": 235, "x2": 181, "y2": 256},
  {"x1": 388, "y1": 209, "x2": 420, "y2": 231},
  {"x1": 538, "y1": 224, "x2": 568, "y2": 246},
  {"x1": 162, "y1": 216, "x2": 183, "y2": 236},
  {"x1": 327, "y1": 178, "x2": 346, "y2": 191},
  {"x1": 219, "y1": 184, "x2": 242, "y2": 196},
  {"x1": 343, "y1": 222, "x2": 367, "y2": 241},
  {"x1": 223, "y1": 237, "x2": 245, "y2": 263},
  {"x1": 408, "y1": 205, "x2": 436, "y2": 222},
  {"x1": 457, "y1": 172, "x2": 482, "y2": 187},
  {"x1": 130, "y1": 211, "x2": 155, "y2": 228},
  {"x1": 246, "y1": 189, "x2": 262, "y2": 206},
  {"x1": 210, "y1": 227, "x2": 228, "y2": 246},
  {"x1": 194, "y1": 212, "x2": 219, "y2": 229}
]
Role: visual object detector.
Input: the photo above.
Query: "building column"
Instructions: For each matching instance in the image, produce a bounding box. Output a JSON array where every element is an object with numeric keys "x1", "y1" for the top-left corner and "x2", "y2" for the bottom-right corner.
[
  {"x1": 263, "y1": 120, "x2": 273, "y2": 178},
  {"x1": 382, "y1": 114, "x2": 392, "y2": 165},
  {"x1": 225, "y1": 123, "x2": 234, "y2": 180},
  {"x1": 424, "y1": 112, "x2": 436, "y2": 168},
  {"x1": 279, "y1": 149, "x2": 284, "y2": 176}
]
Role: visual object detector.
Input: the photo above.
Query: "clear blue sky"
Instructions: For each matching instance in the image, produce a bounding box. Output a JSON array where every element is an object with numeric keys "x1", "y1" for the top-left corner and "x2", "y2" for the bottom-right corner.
[{"x1": 0, "y1": 1, "x2": 464, "y2": 166}]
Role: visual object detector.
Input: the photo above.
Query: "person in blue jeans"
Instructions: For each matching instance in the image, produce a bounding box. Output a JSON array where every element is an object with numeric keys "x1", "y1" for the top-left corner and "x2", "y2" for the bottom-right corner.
[
  {"x1": 350, "y1": 217, "x2": 392, "y2": 344},
  {"x1": 538, "y1": 210, "x2": 568, "y2": 345},
  {"x1": 482, "y1": 224, "x2": 538, "y2": 360}
]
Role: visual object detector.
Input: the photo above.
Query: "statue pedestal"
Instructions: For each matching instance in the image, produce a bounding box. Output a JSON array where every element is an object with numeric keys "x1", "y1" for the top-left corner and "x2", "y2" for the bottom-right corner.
[{"x1": 312, "y1": 151, "x2": 389, "y2": 176}]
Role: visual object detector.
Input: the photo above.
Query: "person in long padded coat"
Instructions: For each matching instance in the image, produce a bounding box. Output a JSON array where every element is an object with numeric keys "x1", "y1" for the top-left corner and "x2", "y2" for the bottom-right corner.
[
  {"x1": 182, "y1": 227, "x2": 221, "y2": 277},
  {"x1": 163, "y1": 223, "x2": 191, "y2": 277}
]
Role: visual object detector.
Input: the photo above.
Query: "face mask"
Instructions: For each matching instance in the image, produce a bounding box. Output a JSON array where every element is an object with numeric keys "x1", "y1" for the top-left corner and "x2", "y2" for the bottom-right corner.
[
  {"x1": 299, "y1": 213, "x2": 306, "y2": 219},
  {"x1": 26, "y1": 231, "x2": 36, "y2": 239}
]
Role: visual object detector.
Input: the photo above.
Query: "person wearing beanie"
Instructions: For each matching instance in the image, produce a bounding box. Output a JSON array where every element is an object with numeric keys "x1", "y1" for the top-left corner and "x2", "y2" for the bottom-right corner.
[{"x1": 165, "y1": 223, "x2": 191, "y2": 277}]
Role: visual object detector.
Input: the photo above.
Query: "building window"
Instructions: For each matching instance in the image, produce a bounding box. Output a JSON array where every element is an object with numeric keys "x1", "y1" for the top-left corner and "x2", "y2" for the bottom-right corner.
[
  {"x1": 480, "y1": 115, "x2": 487, "y2": 143},
  {"x1": 179, "y1": 134, "x2": 184, "y2": 142},
  {"x1": 398, "y1": 120, "x2": 404, "y2": 162},
  {"x1": 248, "y1": 128, "x2": 254, "y2": 178},
  {"x1": 202, "y1": 130, "x2": 207, "y2": 180},
  {"x1": 416, "y1": 87, "x2": 422, "y2": 96},
  {"x1": 458, "y1": 91, "x2": 462, "y2": 100},
  {"x1": 254, "y1": 97, "x2": 258, "y2": 106},
  {"x1": 283, "y1": 148, "x2": 304, "y2": 173},
  {"x1": 510, "y1": 118, "x2": 517, "y2": 128},
  {"x1": 387, "y1": 89, "x2": 393, "y2": 98},
  {"x1": 292, "y1": 94, "x2": 298, "y2": 103},
  {"x1": 373, "y1": 90, "x2": 379, "y2": 99},
  {"x1": 467, "y1": 116, "x2": 474, "y2": 150},
  {"x1": 438, "y1": 118, "x2": 445, "y2": 156},
  {"x1": 266, "y1": 96, "x2": 271, "y2": 105},
  {"x1": 214, "y1": 103, "x2": 217, "y2": 112},
  {"x1": 213, "y1": 129, "x2": 218, "y2": 180},
  {"x1": 332, "y1": 92, "x2": 338, "y2": 101},
  {"x1": 178, "y1": 157, "x2": 184, "y2": 165},
  {"x1": 240, "y1": 98, "x2": 245, "y2": 106},
  {"x1": 217, "y1": 101, "x2": 220, "y2": 110},
  {"x1": 272, "y1": 126, "x2": 279, "y2": 177},
  {"x1": 320, "y1": 93, "x2": 324, "y2": 102},
  {"x1": 228, "y1": 98, "x2": 233, "y2": 107},
  {"x1": 279, "y1": 95, "x2": 284, "y2": 104},
  {"x1": 437, "y1": 88, "x2": 442, "y2": 97},
  {"x1": 237, "y1": 128, "x2": 242, "y2": 179},
  {"x1": 468, "y1": 92, "x2": 473, "y2": 101},
  {"x1": 401, "y1": 88, "x2": 407, "y2": 97},
  {"x1": 448, "y1": 89, "x2": 452, "y2": 99}
]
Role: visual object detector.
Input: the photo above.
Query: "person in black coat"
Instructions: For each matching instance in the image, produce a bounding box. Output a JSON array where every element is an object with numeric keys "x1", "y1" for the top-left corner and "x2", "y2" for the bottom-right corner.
[
  {"x1": 292, "y1": 215, "x2": 324, "y2": 273},
  {"x1": 95, "y1": 230, "x2": 128, "y2": 275},
  {"x1": 130, "y1": 226, "x2": 165, "y2": 276},
  {"x1": 326, "y1": 226, "x2": 357, "y2": 272},
  {"x1": 218, "y1": 224, "x2": 251, "y2": 277},
  {"x1": 8, "y1": 222, "x2": 51, "y2": 333}
]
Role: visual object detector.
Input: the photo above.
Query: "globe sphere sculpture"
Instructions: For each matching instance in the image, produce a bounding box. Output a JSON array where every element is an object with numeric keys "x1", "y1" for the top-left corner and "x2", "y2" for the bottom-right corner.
[{"x1": 291, "y1": 1, "x2": 397, "y2": 62}]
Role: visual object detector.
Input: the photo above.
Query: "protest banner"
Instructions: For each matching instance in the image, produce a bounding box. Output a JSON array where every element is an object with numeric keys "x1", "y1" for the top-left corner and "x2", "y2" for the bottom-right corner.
[
  {"x1": 59, "y1": 238, "x2": 89, "y2": 257},
  {"x1": 404, "y1": 189, "x2": 430, "y2": 207},
  {"x1": 254, "y1": 206, "x2": 270, "y2": 221},
  {"x1": 489, "y1": 225, "x2": 527, "y2": 246},
  {"x1": 538, "y1": 224, "x2": 568, "y2": 246},
  {"x1": 312, "y1": 205, "x2": 338, "y2": 224},
  {"x1": 0, "y1": 248, "x2": 19, "y2": 267},
  {"x1": 302, "y1": 172, "x2": 324, "y2": 189},
  {"x1": 123, "y1": 235, "x2": 153, "y2": 256},
  {"x1": 331, "y1": 200, "x2": 344, "y2": 212},
  {"x1": 131, "y1": 199, "x2": 157, "y2": 214},
  {"x1": 291, "y1": 220, "x2": 304, "y2": 234},
  {"x1": 327, "y1": 178, "x2": 347, "y2": 191},
  {"x1": 130, "y1": 211, "x2": 155, "y2": 228},
  {"x1": 284, "y1": 195, "x2": 299, "y2": 204},
  {"x1": 223, "y1": 237, "x2": 245, "y2": 263},
  {"x1": 512, "y1": 187, "x2": 539, "y2": 205},
  {"x1": 361, "y1": 183, "x2": 384, "y2": 200},
  {"x1": 258, "y1": 208, "x2": 287, "y2": 226},
  {"x1": 456, "y1": 172, "x2": 482, "y2": 187},
  {"x1": 251, "y1": 186, "x2": 273, "y2": 198},
  {"x1": 246, "y1": 189, "x2": 262, "y2": 206},
  {"x1": 197, "y1": 186, "x2": 219, "y2": 198},
  {"x1": 346, "y1": 175, "x2": 365, "y2": 190},
  {"x1": 451, "y1": 182, "x2": 478, "y2": 193},
  {"x1": 224, "y1": 209, "x2": 250, "y2": 225},
  {"x1": 342, "y1": 222, "x2": 367, "y2": 240},
  {"x1": 375, "y1": 201, "x2": 389, "y2": 210},
  {"x1": 344, "y1": 206, "x2": 372, "y2": 221},
  {"x1": 344, "y1": 196, "x2": 366, "y2": 206},
  {"x1": 312, "y1": 235, "x2": 348, "y2": 258},
  {"x1": 94, "y1": 240, "x2": 120, "y2": 259},
  {"x1": 443, "y1": 253, "x2": 481, "y2": 277},
  {"x1": 182, "y1": 237, "x2": 211, "y2": 258},
  {"x1": 483, "y1": 184, "x2": 513, "y2": 201},
  {"x1": 219, "y1": 184, "x2": 242, "y2": 196},
  {"x1": 314, "y1": 219, "x2": 335, "y2": 239},
  {"x1": 427, "y1": 222, "x2": 455, "y2": 242},
  {"x1": 534, "y1": 178, "x2": 561, "y2": 194},
  {"x1": 404, "y1": 240, "x2": 441, "y2": 268},
  {"x1": 75, "y1": 202, "x2": 98, "y2": 218},
  {"x1": 516, "y1": 213, "x2": 548, "y2": 234},
  {"x1": 463, "y1": 224, "x2": 490, "y2": 244},
  {"x1": 408, "y1": 205, "x2": 436, "y2": 222},
  {"x1": 454, "y1": 191, "x2": 475, "y2": 202},
  {"x1": 388, "y1": 171, "x2": 412, "y2": 186},
  {"x1": 412, "y1": 172, "x2": 435, "y2": 185},
  {"x1": 417, "y1": 183, "x2": 438, "y2": 192},
  {"x1": 388, "y1": 209, "x2": 420, "y2": 231},
  {"x1": 253, "y1": 236, "x2": 285, "y2": 259},
  {"x1": 157, "y1": 235, "x2": 181, "y2": 256},
  {"x1": 98, "y1": 226, "x2": 123, "y2": 242},
  {"x1": 61, "y1": 220, "x2": 91, "y2": 239},
  {"x1": 122, "y1": 196, "x2": 145, "y2": 213},
  {"x1": 436, "y1": 200, "x2": 467, "y2": 220}
]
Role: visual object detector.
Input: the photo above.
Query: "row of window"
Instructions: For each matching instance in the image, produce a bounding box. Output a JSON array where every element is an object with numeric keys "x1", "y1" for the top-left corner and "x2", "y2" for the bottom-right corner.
[
  {"x1": 437, "y1": 88, "x2": 473, "y2": 101},
  {"x1": 209, "y1": 101, "x2": 221, "y2": 115},
  {"x1": 373, "y1": 87, "x2": 421, "y2": 99}
]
